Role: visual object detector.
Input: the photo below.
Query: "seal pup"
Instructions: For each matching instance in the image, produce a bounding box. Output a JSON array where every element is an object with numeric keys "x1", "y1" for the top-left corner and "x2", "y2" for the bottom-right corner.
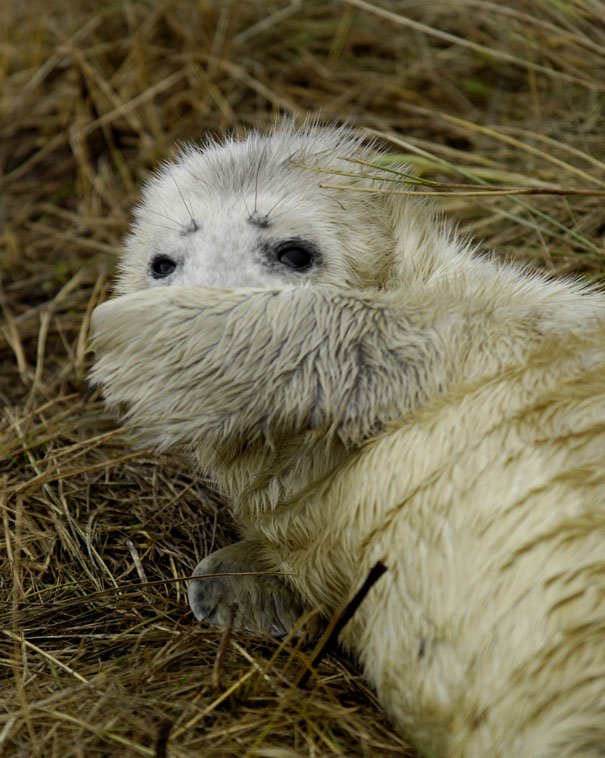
[{"x1": 92, "y1": 123, "x2": 605, "y2": 757}]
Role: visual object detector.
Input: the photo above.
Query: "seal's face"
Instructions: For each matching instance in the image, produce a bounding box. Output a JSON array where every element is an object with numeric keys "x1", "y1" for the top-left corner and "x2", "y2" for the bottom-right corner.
[
  {"x1": 116, "y1": 125, "x2": 393, "y2": 295},
  {"x1": 128, "y1": 172, "x2": 329, "y2": 291}
]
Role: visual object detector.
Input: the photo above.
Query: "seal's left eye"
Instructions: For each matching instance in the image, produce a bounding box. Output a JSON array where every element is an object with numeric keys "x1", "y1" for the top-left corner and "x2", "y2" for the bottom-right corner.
[
  {"x1": 151, "y1": 255, "x2": 177, "y2": 279},
  {"x1": 276, "y1": 242, "x2": 315, "y2": 271}
]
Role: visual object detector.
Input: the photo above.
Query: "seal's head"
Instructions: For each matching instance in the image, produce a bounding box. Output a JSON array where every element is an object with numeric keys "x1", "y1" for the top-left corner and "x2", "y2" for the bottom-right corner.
[{"x1": 116, "y1": 123, "x2": 395, "y2": 295}]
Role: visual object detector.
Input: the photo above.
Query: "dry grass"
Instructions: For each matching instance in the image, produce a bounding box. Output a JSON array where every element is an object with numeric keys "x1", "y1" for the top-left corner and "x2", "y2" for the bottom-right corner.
[{"x1": 1, "y1": 0, "x2": 604, "y2": 755}]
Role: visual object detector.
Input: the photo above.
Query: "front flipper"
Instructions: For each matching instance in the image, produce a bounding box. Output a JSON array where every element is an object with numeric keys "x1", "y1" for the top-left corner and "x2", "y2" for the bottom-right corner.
[
  {"x1": 188, "y1": 541, "x2": 310, "y2": 638},
  {"x1": 91, "y1": 286, "x2": 439, "y2": 455}
]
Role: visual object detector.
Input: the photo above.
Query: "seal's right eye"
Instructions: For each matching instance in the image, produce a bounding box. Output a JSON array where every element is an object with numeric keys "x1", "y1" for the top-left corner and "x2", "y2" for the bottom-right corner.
[{"x1": 150, "y1": 254, "x2": 177, "y2": 279}]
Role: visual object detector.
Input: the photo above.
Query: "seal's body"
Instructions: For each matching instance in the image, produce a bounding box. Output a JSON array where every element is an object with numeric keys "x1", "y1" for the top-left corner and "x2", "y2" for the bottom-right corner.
[{"x1": 92, "y1": 124, "x2": 605, "y2": 757}]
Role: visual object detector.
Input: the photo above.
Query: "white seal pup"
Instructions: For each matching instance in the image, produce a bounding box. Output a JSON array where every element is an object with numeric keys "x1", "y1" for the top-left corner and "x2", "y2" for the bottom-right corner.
[{"x1": 91, "y1": 123, "x2": 605, "y2": 757}]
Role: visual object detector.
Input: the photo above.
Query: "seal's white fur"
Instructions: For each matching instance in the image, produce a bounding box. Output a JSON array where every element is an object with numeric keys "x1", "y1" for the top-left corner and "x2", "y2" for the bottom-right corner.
[{"x1": 91, "y1": 123, "x2": 605, "y2": 757}]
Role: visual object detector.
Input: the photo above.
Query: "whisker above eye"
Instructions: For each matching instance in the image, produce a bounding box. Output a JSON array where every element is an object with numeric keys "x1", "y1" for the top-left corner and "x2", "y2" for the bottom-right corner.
[
  {"x1": 153, "y1": 210, "x2": 188, "y2": 227},
  {"x1": 266, "y1": 185, "x2": 306, "y2": 217},
  {"x1": 240, "y1": 187, "x2": 252, "y2": 218},
  {"x1": 253, "y1": 143, "x2": 269, "y2": 215},
  {"x1": 145, "y1": 222, "x2": 184, "y2": 234},
  {"x1": 170, "y1": 172, "x2": 199, "y2": 231}
]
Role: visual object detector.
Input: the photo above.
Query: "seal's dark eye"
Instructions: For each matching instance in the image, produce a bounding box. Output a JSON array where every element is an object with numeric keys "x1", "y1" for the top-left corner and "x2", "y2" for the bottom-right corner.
[
  {"x1": 276, "y1": 242, "x2": 315, "y2": 271},
  {"x1": 150, "y1": 254, "x2": 177, "y2": 279}
]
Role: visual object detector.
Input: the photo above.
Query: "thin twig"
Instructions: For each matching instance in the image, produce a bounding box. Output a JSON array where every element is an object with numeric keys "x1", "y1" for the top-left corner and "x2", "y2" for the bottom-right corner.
[
  {"x1": 296, "y1": 561, "x2": 387, "y2": 689},
  {"x1": 212, "y1": 604, "x2": 238, "y2": 688},
  {"x1": 154, "y1": 720, "x2": 173, "y2": 758}
]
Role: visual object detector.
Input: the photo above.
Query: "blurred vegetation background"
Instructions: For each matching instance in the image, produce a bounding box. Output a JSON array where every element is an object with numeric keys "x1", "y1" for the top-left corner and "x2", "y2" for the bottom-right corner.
[{"x1": 1, "y1": 1, "x2": 604, "y2": 755}]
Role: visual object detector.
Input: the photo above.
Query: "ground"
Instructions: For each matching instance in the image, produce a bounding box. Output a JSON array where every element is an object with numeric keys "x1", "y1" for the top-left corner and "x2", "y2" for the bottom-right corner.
[{"x1": 1, "y1": 1, "x2": 604, "y2": 755}]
